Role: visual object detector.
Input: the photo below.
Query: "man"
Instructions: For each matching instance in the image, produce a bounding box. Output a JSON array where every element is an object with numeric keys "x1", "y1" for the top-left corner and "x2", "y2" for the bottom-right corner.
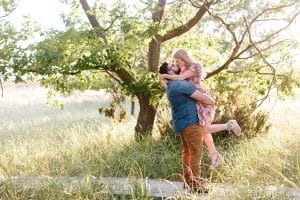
[{"x1": 159, "y1": 62, "x2": 215, "y2": 193}]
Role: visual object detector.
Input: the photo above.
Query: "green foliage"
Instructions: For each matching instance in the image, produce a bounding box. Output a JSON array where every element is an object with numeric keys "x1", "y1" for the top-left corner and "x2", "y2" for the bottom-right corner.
[
  {"x1": 32, "y1": 29, "x2": 134, "y2": 93},
  {"x1": 162, "y1": 31, "x2": 224, "y2": 67},
  {"x1": 0, "y1": 18, "x2": 39, "y2": 83},
  {"x1": 0, "y1": 0, "x2": 17, "y2": 14},
  {"x1": 1, "y1": 0, "x2": 299, "y2": 139},
  {"x1": 133, "y1": 72, "x2": 165, "y2": 105},
  {"x1": 208, "y1": 71, "x2": 272, "y2": 139},
  {"x1": 31, "y1": 25, "x2": 163, "y2": 108},
  {"x1": 34, "y1": 29, "x2": 103, "y2": 73}
]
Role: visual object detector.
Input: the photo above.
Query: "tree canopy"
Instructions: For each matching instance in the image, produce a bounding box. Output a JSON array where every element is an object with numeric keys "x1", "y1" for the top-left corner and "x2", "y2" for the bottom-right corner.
[{"x1": 1, "y1": 0, "x2": 299, "y2": 139}]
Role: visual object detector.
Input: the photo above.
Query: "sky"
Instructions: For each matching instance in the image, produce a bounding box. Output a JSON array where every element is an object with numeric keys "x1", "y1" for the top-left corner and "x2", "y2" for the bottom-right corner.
[{"x1": 8, "y1": 0, "x2": 69, "y2": 30}]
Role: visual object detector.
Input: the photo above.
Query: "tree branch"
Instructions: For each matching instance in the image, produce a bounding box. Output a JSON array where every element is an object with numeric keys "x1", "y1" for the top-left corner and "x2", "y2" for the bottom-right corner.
[
  {"x1": 139, "y1": 0, "x2": 151, "y2": 5},
  {"x1": 239, "y1": 2, "x2": 298, "y2": 46},
  {"x1": 104, "y1": 70, "x2": 122, "y2": 85},
  {"x1": 237, "y1": 7, "x2": 300, "y2": 60},
  {"x1": 79, "y1": 0, "x2": 107, "y2": 43},
  {"x1": 255, "y1": 68, "x2": 288, "y2": 79},
  {"x1": 237, "y1": 40, "x2": 284, "y2": 60},
  {"x1": 206, "y1": 7, "x2": 239, "y2": 48},
  {"x1": 205, "y1": 5, "x2": 242, "y2": 78},
  {"x1": 152, "y1": 0, "x2": 167, "y2": 23},
  {"x1": 244, "y1": 17, "x2": 276, "y2": 109},
  {"x1": 0, "y1": 0, "x2": 20, "y2": 19},
  {"x1": 104, "y1": 15, "x2": 122, "y2": 31},
  {"x1": 206, "y1": 4, "x2": 300, "y2": 79},
  {"x1": 166, "y1": 0, "x2": 177, "y2": 5},
  {"x1": 160, "y1": 0, "x2": 215, "y2": 42},
  {"x1": 187, "y1": 0, "x2": 202, "y2": 8},
  {"x1": 96, "y1": 65, "x2": 135, "y2": 85}
]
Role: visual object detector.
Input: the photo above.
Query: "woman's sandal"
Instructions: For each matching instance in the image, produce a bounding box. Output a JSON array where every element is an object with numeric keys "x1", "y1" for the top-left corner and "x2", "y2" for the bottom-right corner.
[
  {"x1": 210, "y1": 151, "x2": 225, "y2": 169},
  {"x1": 227, "y1": 120, "x2": 241, "y2": 136}
]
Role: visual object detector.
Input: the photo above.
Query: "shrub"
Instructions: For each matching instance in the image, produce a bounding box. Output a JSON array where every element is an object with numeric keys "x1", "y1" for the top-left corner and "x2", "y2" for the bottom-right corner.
[{"x1": 206, "y1": 71, "x2": 272, "y2": 141}]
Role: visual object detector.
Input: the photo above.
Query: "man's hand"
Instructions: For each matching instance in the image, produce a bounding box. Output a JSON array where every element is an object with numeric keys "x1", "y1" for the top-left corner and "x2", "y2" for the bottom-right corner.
[
  {"x1": 160, "y1": 79, "x2": 168, "y2": 88},
  {"x1": 158, "y1": 73, "x2": 167, "y2": 80}
]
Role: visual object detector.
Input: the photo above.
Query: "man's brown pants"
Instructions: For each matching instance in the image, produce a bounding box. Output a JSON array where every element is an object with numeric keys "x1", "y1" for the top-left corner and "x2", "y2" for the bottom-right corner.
[{"x1": 179, "y1": 124, "x2": 203, "y2": 180}]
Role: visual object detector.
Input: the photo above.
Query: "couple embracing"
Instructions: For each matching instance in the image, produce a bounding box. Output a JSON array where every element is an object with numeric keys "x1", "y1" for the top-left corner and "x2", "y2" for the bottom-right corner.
[{"x1": 158, "y1": 48, "x2": 241, "y2": 193}]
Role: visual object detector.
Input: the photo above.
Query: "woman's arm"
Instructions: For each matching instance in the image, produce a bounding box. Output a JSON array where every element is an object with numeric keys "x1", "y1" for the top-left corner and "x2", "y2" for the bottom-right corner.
[{"x1": 158, "y1": 70, "x2": 194, "y2": 80}]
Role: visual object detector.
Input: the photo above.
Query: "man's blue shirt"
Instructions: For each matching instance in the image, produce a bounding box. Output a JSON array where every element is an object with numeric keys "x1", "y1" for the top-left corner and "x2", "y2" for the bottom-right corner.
[{"x1": 166, "y1": 80, "x2": 199, "y2": 134}]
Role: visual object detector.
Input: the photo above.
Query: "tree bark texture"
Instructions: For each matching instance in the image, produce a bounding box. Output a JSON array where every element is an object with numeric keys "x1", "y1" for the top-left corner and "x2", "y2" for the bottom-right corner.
[
  {"x1": 148, "y1": 39, "x2": 161, "y2": 72},
  {"x1": 134, "y1": 96, "x2": 157, "y2": 140}
]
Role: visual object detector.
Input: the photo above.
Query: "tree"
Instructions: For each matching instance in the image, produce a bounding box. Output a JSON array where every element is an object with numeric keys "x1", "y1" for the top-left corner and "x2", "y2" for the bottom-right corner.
[
  {"x1": 0, "y1": 0, "x2": 40, "y2": 96},
  {"x1": 1, "y1": 0, "x2": 300, "y2": 140},
  {"x1": 0, "y1": 0, "x2": 19, "y2": 18}
]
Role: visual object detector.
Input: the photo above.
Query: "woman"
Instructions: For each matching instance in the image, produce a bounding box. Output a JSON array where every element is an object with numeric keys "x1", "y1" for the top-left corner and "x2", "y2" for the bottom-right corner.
[{"x1": 159, "y1": 48, "x2": 241, "y2": 169}]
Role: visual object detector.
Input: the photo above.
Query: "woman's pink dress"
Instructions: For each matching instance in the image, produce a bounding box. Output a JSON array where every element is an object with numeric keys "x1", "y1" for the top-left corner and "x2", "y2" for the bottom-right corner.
[{"x1": 183, "y1": 62, "x2": 215, "y2": 125}]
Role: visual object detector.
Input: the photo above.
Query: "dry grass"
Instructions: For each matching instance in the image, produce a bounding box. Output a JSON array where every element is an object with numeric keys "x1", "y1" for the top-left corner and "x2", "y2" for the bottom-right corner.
[{"x1": 0, "y1": 82, "x2": 299, "y2": 199}]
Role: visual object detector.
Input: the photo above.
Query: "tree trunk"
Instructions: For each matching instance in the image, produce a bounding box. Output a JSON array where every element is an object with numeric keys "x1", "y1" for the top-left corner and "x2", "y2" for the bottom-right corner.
[
  {"x1": 134, "y1": 96, "x2": 157, "y2": 141},
  {"x1": 148, "y1": 38, "x2": 161, "y2": 72},
  {"x1": 133, "y1": 37, "x2": 161, "y2": 140}
]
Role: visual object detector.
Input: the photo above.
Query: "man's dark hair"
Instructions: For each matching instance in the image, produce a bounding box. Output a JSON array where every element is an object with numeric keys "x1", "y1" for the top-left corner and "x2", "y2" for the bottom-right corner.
[{"x1": 159, "y1": 62, "x2": 169, "y2": 74}]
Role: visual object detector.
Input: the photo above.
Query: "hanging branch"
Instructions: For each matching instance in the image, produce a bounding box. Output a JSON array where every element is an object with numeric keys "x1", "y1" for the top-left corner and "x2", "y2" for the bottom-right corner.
[
  {"x1": 237, "y1": 40, "x2": 284, "y2": 60},
  {"x1": 104, "y1": 70, "x2": 122, "y2": 85},
  {"x1": 206, "y1": 7, "x2": 239, "y2": 45},
  {"x1": 160, "y1": 0, "x2": 216, "y2": 42},
  {"x1": 206, "y1": 2, "x2": 300, "y2": 78},
  {"x1": 104, "y1": 15, "x2": 123, "y2": 31},
  {"x1": 244, "y1": 17, "x2": 276, "y2": 109},
  {"x1": 205, "y1": 7, "x2": 241, "y2": 78}
]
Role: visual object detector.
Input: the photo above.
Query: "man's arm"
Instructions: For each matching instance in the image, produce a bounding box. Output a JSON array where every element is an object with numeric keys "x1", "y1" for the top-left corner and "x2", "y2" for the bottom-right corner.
[
  {"x1": 190, "y1": 90, "x2": 215, "y2": 105},
  {"x1": 159, "y1": 79, "x2": 168, "y2": 89},
  {"x1": 158, "y1": 70, "x2": 193, "y2": 80}
]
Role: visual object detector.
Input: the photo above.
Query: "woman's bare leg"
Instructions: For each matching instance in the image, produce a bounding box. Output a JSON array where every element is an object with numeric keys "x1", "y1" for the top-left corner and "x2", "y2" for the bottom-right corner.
[
  {"x1": 203, "y1": 121, "x2": 241, "y2": 136},
  {"x1": 202, "y1": 124, "x2": 226, "y2": 169},
  {"x1": 202, "y1": 133, "x2": 216, "y2": 154},
  {"x1": 202, "y1": 124, "x2": 227, "y2": 134}
]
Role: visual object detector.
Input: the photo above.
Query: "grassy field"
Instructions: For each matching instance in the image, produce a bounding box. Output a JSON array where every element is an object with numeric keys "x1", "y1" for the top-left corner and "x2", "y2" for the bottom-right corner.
[{"x1": 0, "y1": 82, "x2": 299, "y2": 199}]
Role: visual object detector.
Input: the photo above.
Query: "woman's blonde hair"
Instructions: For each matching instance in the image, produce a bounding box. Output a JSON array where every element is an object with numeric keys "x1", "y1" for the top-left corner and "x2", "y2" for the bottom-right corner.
[{"x1": 172, "y1": 48, "x2": 194, "y2": 66}]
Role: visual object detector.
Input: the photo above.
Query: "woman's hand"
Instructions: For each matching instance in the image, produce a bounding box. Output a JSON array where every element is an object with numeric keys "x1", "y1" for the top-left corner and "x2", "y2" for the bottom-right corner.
[{"x1": 197, "y1": 101, "x2": 203, "y2": 106}]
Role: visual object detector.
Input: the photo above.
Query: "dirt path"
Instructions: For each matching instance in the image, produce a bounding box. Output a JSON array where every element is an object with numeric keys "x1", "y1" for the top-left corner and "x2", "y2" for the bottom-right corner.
[{"x1": 1, "y1": 176, "x2": 299, "y2": 199}]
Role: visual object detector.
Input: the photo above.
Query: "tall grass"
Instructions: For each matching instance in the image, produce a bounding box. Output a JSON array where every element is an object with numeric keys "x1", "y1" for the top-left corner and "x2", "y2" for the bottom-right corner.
[
  {"x1": 0, "y1": 82, "x2": 299, "y2": 199},
  {"x1": 0, "y1": 82, "x2": 181, "y2": 180},
  {"x1": 212, "y1": 88, "x2": 300, "y2": 188}
]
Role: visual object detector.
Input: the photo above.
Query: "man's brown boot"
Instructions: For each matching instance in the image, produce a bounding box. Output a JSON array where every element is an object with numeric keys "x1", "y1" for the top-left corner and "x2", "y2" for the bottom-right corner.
[{"x1": 184, "y1": 177, "x2": 209, "y2": 193}]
